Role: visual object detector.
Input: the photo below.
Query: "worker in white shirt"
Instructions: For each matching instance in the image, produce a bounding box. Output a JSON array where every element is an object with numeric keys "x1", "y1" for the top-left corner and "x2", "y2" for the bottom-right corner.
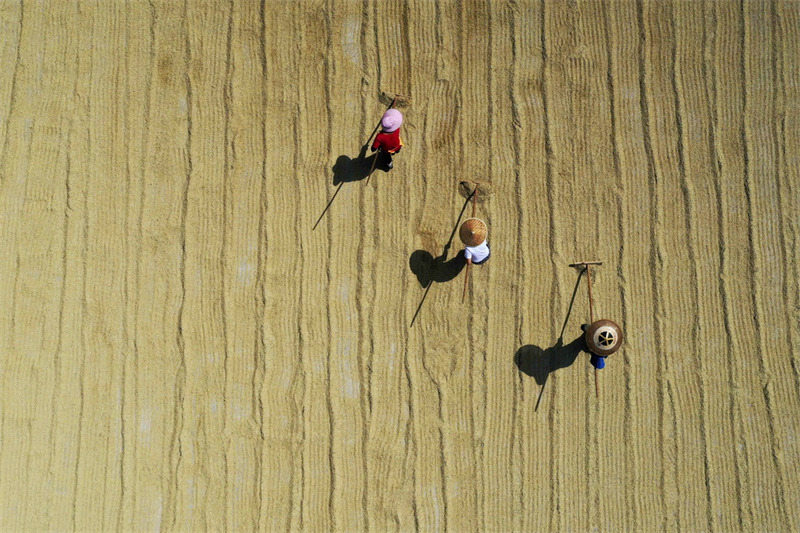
[{"x1": 459, "y1": 218, "x2": 490, "y2": 265}]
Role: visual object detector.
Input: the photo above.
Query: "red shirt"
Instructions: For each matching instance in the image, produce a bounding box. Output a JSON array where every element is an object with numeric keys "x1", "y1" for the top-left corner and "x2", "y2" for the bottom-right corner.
[{"x1": 372, "y1": 129, "x2": 403, "y2": 153}]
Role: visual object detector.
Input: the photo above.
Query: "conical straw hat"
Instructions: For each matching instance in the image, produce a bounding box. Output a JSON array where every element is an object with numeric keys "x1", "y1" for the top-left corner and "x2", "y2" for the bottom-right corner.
[{"x1": 459, "y1": 218, "x2": 488, "y2": 246}]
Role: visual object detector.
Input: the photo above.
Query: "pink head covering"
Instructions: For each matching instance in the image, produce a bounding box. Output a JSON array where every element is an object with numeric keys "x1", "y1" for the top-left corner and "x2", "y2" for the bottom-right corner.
[{"x1": 381, "y1": 109, "x2": 403, "y2": 132}]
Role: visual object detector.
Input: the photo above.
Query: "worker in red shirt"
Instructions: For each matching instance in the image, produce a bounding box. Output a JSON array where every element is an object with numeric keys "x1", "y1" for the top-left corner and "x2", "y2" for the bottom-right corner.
[{"x1": 371, "y1": 109, "x2": 403, "y2": 170}]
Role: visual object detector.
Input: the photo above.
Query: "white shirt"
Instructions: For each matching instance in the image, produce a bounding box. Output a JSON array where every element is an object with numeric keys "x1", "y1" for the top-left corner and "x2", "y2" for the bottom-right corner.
[{"x1": 464, "y1": 240, "x2": 489, "y2": 263}]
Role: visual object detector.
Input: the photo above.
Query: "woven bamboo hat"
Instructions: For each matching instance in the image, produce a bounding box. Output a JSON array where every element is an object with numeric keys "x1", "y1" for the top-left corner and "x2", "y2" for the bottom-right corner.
[
  {"x1": 584, "y1": 319, "x2": 624, "y2": 356},
  {"x1": 459, "y1": 218, "x2": 488, "y2": 246}
]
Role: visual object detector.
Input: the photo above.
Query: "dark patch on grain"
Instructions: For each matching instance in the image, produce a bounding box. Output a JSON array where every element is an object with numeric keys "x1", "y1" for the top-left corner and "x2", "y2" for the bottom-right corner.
[
  {"x1": 158, "y1": 55, "x2": 173, "y2": 86},
  {"x1": 458, "y1": 180, "x2": 493, "y2": 202}
]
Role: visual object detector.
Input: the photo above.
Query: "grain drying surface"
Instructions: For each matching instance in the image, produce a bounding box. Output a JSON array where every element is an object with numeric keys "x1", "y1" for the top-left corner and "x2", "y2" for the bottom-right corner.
[{"x1": 1, "y1": 1, "x2": 799, "y2": 531}]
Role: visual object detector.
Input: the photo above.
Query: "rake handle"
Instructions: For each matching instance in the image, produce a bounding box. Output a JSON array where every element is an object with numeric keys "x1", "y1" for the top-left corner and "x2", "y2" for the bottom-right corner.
[
  {"x1": 569, "y1": 260, "x2": 603, "y2": 400},
  {"x1": 585, "y1": 264, "x2": 598, "y2": 399},
  {"x1": 471, "y1": 185, "x2": 478, "y2": 217},
  {"x1": 586, "y1": 265, "x2": 595, "y2": 323},
  {"x1": 462, "y1": 185, "x2": 479, "y2": 303},
  {"x1": 595, "y1": 367, "x2": 599, "y2": 398},
  {"x1": 462, "y1": 260, "x2": 471, "y2": 302},
  {"x1": 366, "y1": 148, "x2": 381, "y2": 185}
]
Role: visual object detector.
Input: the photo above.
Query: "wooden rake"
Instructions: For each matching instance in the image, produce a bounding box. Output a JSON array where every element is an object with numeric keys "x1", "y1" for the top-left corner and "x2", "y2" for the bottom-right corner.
[
  {"x1": 462, "y1": 186, "x2": 479, "y2": 302},
  {"x1": 365, "y1": 148, "x2": 381, "y2": 186},
  {"x1": 569, "y1": 260, "x2": 603, "y2": 397}
]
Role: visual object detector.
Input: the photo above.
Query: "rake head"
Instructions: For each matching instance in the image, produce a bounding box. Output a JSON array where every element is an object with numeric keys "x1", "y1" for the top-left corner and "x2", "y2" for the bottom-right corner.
[
  {"x1": 379, "y1": 91, "x2": 412, "y2": 108},
  {"x1": 569, "y1": 261, "x2": 603, "y2": 268}
]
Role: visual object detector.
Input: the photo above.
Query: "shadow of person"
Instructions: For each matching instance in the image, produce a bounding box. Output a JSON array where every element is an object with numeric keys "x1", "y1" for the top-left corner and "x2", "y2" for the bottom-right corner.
[
  {"x1": 514, "y1": 335, "x2": 586, "y2": 386},
  {"x1": 409, "y1": 250, "x2": 434, "y2": 287},
  {"x1": 409, "y1": 249, "x2": 467, "y2": 288},
  {"x1": 408, "y1": 187, "x2": 477, "y2": 327},
  {"x1": 512, "y1": 269, "x2": 588, "y2": 410},
  {"x1": 332, "y1": 150, "x2": 377, "y2": 185}
]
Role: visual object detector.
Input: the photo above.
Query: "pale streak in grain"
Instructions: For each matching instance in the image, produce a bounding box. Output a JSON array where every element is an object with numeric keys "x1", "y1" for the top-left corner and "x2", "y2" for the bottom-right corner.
[
  {"x1": 71, "y1": 4, "x2": 94, "y2": 527},
  {"x1": 635, "y1": 1, "x2": 667, "y2": 525},
  {"x1": 322, "y1": 0, "x2": 336, "y2": 528},
  {"x1": 222, "y1": 1, "x2": 234, "y2": 523},
  {"x1": 770, "y1": 5, "x2": 800, "y2": 508},
  {"x1": 741, "y1": 3, "x2": 790, "y2": 527},
  {"x1": 600, "y1": 3, "x2": 636, "y2": 529},
  {"x1": 669, "y1": 3, "x2": 713, "y2": 529},
  {"x1": 704, "y1": 1, "x2": 745, "y2": 528},
  {"x1": 509, "y1": 0, "x2": 528, "y2": 527},
  {"x1": 775, "y1": 0, "x2": 800, "y2": 457},
  {"x1": 255, "y1": 0, "x2": 268, "y2": 526},
  {"x1": 539, "y1": 2, "x2": 560, "y2": 530},
  {"x1": 165, "y1": 0, "x2": 192, "y2": 527},
  {"x1": 132, "y1": 0, "x2": 156, "y2": 521},
  {"x1": 0, "y1": 1, "x2": 23, "y2": 184},
  {"x1": 45, "y1": 3, "x2": 81, "y2": 515},
  {"x1": 291, "y1": 8, "x2": 306, "y2": 520},
  {"x1": 357, "y1": 0, "x2": 371, "y2": 528},
  {"x1": 118, "y1": 3, "x2": 130, "y2": 525}
]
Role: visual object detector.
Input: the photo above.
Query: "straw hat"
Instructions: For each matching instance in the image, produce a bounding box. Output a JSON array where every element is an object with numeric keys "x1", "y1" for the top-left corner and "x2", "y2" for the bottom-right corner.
[
  {"x1": 584, "y1": 319, "x2": 624, "y2": 356},
  {"x1": 459, "y1": 218, "x2": 488, "y2": 246}
]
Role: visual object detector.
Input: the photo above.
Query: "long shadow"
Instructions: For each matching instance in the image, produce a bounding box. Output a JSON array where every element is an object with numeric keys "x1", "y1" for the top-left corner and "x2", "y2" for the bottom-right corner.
[
  {"x1": 312, "y1": 149, "x2": 379, "y2": 231},
  {"x1": 332, "y1": 147, "x2": 378, "y2": 185},
  {"x1": 408, "y1": 188, "x2": 476, "y2": 327},
  {"x1": 515, "y1": 337, "x2": 585, "y2": 383},
  {"x1": 514, "y1": 269, "x2": 586, "y2": 411},
  {"x1": 409, "y1": 250, "x2": 466, "y2": 287},
  {"x1": 314, "y1": 98, "x2": 397, "y2": 231}
]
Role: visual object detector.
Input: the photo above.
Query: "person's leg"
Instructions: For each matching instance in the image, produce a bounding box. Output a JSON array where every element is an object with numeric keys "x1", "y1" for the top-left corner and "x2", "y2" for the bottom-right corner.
[{"x1": 383, "y1": 150, "x2": 394, "y2": 169}]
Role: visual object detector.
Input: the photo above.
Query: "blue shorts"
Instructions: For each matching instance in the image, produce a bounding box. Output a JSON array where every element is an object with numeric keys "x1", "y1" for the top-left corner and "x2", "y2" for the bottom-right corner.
[{"x1": 590, "y1": 353, "x2": 606, "y2": 369}]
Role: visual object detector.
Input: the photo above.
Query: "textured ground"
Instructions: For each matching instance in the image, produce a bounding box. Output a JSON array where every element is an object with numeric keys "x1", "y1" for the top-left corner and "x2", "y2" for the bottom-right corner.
[{"x1": 1, "y1": 0, "x2": 799, "y2": 531}]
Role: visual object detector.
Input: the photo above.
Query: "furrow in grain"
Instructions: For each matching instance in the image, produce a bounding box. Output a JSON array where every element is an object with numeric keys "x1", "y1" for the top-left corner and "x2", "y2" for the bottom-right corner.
[
  {"x1": 0, "y1": 1, "x2": 23, "y2": 183},
  {"x1": 742, "y1": 2, "x2": 793, "y2": 527},
  {"x1": 669, "y1": 2, "x2": 713, "y2": 529}
]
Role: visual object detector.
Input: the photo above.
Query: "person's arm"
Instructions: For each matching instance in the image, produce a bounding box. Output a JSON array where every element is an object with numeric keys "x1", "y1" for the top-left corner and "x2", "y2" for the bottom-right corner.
[{"x1": 371, "y1": 134, "x2": 381, "y2": 151}]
